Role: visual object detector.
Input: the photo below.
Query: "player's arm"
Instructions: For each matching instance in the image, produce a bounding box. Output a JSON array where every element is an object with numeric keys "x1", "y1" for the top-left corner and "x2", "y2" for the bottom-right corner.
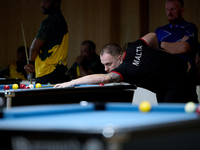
[
  {"x1": 29, "y1": 38, "x2": 45, "y2": 61},
  {"x1": 29, "y1": 18, "x2": 52, "y2": 61},
  {"x1": 53, "y1": 73, "x2": 121, "y2": 88},
  {"x1": 24, "y1": 38, "x2": 44, "y2": 73},
  {"x1": 141, "y1": 32, "x2": 159, "y2": 49}
]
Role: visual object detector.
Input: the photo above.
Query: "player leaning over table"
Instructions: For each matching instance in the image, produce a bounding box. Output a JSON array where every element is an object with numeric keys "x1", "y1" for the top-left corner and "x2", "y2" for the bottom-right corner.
[
  {"x1": 54, "y1": 32, "x2": 198, "y2": 103},
  {"x1": 24, "y1": 0, "x2": 70, "y2": 84}
]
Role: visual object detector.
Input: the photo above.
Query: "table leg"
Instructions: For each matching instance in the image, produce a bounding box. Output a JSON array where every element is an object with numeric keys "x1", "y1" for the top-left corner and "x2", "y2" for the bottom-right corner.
[{"x1": 6, "y1": 97, "x2": 12, "y2": 109}]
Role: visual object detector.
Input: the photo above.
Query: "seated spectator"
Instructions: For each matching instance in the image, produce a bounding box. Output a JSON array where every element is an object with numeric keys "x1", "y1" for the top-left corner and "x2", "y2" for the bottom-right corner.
[
  {"x1": 68, "y1": 40, "x2": 105, "y2": 79},
  {"x1": 0, "y1": 46, "x2": 29, "y2": 80}
]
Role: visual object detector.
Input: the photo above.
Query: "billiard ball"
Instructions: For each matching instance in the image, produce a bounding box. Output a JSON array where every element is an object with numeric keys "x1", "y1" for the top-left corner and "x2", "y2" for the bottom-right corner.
[
  {"x1": 184, "y1": 102, "x2": 196, "y2": 113},
  {"x1": 25, "y1": 86, "x2": 30, "y2": 89},
  {"x1": 99, "y1": 83, "x2": 104, "y2": 86},
  {"x1": 20, "y1": 84, "x2": 26, "y2": 89},
  {"x1": 139, "y1": 101, "x2": 151, "y2": 112},
  {"x1": 196, "y1": 105, "x2": 200, "y2": 115},
  {"x1": 12, "y1": 84, "x2": 19, "y2": 89},
  {"x1": 28, "y1": 84, "x2": 34, "y2": 89},
  {"x1": 35, "y1": 83, "x2": 42, "y2": 88},
  {"x1": 3, "y1": 85, "x2": 10, "y2": 90}
]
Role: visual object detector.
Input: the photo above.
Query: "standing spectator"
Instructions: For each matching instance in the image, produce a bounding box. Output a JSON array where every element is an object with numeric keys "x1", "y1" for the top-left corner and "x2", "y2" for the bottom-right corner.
[
  {"x1": 155, "y1": 0, "x2": 198, "y2": 102},
  {"x1": 24, "y1": 0, "x2": 70, "y2": 84},
  {"x1": 155, "y1": 0, "x2": 198, "y2": 65}
]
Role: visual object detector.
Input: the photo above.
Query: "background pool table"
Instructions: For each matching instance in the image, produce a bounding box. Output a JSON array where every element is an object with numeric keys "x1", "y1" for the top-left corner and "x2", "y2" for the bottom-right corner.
[
  {"x1": 0, "y1": 78, "x2": 22, "y2": 85},
  {"x1": 0, "y1": 83, "x2": 50, "y2": 90},
  {"x1": 0, "y1": 102, "x2": 200, "y2": 150},
  {"x1": 0, "y1": 84, "x2": 136, "y2": 108}
]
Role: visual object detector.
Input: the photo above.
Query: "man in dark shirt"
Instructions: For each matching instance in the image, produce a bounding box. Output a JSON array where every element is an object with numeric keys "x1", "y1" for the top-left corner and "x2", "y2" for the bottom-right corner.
[
  {"x1": 24, "y1": 0, "x2": 70, "y2": 84},
  {"x1": 54, "y1": 33, "x2": 198, "y2": 103}
]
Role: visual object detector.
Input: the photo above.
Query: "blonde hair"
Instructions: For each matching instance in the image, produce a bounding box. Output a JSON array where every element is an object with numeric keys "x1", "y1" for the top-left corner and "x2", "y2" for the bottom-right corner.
[
  {"x1": 100, "y1": 43, "x2": 123, "y2": 56},
  {"x1": 166, "y1": 0, "x2": 184, "y2": 8}
]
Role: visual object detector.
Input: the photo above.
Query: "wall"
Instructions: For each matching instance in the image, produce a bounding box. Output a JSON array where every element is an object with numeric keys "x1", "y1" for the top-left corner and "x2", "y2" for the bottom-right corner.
[
  {"x1": 0, "y1": 0, "x2": 140, "y2": 69},
  {"x1": 0, "y1": 0, "x2": 45, "y2": 69},
  {"x1": 0, "y1": 0, "x2": 199, "y2": 70},
  {"x1": 61, "y1": 0, "x2": 141, "y2": 68}
]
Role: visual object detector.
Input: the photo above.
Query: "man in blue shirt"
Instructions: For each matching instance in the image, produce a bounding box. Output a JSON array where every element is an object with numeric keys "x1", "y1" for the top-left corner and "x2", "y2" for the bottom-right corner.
[{"x1": 155, "y1": 0, "x2": 198, "y2": 102}]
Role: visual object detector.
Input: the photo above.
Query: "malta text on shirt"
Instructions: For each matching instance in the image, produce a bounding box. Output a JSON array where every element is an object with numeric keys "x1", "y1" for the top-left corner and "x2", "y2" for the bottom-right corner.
[{"x1": 132, "y1": 45, "x2": 142, "y2": 66}]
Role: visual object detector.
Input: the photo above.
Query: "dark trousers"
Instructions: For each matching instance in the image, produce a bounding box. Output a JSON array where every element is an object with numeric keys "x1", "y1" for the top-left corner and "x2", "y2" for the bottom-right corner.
[
  {"x1": 156, "y1": 67, "x2": 198, "y2": 103},
  {"x1": 35, "y1": 65, "x2": 71, "y2": 84}
]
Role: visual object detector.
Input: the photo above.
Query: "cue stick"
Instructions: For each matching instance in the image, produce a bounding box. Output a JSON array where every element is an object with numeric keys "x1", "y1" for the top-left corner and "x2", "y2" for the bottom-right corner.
[
  {"x1": 21, "y1": 22, "x2": 32, "y2": 84},
  {"x1": 39, "y1": 84, "x2": 55, "y2": 88}
]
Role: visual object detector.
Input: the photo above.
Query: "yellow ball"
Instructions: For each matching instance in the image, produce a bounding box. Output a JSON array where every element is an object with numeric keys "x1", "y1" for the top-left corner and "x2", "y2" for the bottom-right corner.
[
  {"x1": 12, "y1": 83, "x2": 19, "y2": 89},
  {"x1": 35, "y1": 83, "x2": 42, "y2": 88},
  {"x1": 139, "y1": 101, "x2": 151, "y2": 112}
]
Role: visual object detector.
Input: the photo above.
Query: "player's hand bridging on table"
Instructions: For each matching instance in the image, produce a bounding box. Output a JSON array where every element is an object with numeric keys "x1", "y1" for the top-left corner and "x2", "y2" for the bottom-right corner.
[{"x1": 53, "y1": 82, "x2": 75, "y2": 88}]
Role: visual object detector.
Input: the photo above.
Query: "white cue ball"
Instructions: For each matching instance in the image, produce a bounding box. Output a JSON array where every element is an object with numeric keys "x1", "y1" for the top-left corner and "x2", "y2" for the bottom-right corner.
[
  {"x1": 28, "y1": 84, "x2": 34, "y2": 89},
  {"x1": 184, "y1": 102, "x2": 196, "y2": 113}
]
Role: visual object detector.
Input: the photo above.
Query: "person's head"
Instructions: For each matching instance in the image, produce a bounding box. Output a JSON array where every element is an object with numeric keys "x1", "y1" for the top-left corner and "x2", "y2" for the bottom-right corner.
[
  {"x1": 80, "y1": 40, "x2": 96, "y2": 59},
  {"x1": 100, "y1": 44, "x2": 124, "y2": 73},
  {"x1": 41, "y1": 0, "x2": 61, "y2": 15},
  {"x1": 17, "y1": 46, "x2": 29, "y2": 64},
  {"x1": 165, "y1": 0, "x2": 185, "y2": 25}
]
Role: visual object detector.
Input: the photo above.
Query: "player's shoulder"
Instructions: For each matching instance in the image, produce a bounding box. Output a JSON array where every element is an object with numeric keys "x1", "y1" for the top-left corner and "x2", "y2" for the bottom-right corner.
[
  {"x1": 41, "y1": 13, "x2": 60, "y2": 26},
  {"x1": 127, "y1": 40, "x2": 147, "y2": 49},
  {"x1": 41, "y1": 16, "x2": 52, "y2": 26}
]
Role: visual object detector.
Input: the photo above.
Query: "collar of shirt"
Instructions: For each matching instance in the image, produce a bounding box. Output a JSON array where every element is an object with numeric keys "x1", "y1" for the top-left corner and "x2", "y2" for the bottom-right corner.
[
  {"x1": 49, "y1": 9, "x2": 61, "y2": 16},
  {"x1": 168, "y1": 18, "x2": 186, "y2": 28}
]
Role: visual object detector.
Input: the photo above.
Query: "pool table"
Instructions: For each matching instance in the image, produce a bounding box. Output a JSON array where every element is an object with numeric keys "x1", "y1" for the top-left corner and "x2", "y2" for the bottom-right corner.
[
  {"x1": 0, "y1": 102, "x2": 200, "y2": 150},
  {"x1": 0, "y1": 78, "x2": 22, "y2": 85},
  {"x1": 0, "y1": 83, "x2": 136, "y2": 108}
]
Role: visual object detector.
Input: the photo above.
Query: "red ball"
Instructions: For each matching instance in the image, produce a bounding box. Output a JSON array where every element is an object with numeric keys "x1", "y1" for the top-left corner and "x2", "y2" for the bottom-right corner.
[
  {"x1": 20, "y1": 84, "x2": 26, "y2": 89},
  {"x1": 99, "y1": 83, "x2": 104, "y2": 86},
  {"x1": 3, "y1": 85, "x2": 10, "y2": 90},
  {"x1": 25, "y1": 86, "x2": 30, "y2": 89},
  {"x1": 196, "y1": 106, "x2": 200, "y2": 114}
]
